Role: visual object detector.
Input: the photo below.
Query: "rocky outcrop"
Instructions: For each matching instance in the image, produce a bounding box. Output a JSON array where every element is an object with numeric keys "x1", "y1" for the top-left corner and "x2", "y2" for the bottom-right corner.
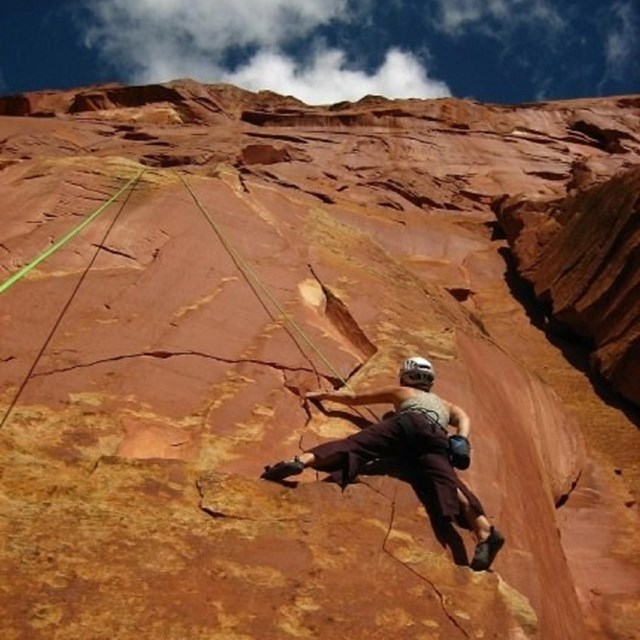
[
  {"x1": 0, "y1": 80, "x2": 638, "y2": 640},
  {"x1": 494, "y1": 166, "x2": 640, "y2": 406}
]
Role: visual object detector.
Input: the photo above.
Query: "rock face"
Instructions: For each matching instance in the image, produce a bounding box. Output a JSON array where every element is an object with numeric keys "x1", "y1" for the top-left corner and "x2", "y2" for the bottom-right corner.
[
  {"x1": 494, "y1": 161, "x2": 640, "y2": 406},
  {"x1": 0, "y1": 80, "x2": 639, "y2": 640}
]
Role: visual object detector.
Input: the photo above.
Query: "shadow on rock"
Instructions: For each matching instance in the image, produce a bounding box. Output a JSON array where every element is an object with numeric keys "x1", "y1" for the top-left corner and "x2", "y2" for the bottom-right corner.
[{"x1": 498, "y1": 247, "x2": 640, "y2": 429}]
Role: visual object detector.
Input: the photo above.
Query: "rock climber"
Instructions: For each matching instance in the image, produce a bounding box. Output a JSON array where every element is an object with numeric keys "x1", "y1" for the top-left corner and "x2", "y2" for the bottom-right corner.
[{"x1": 261, "y1": 356, "x2": 505, "y2": 571}]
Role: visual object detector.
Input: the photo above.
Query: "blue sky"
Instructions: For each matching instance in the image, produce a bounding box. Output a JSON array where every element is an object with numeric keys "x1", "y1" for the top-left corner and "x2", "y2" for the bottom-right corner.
[{"x1": 1, "y1": 0, "x2": 638, "y2": 105}]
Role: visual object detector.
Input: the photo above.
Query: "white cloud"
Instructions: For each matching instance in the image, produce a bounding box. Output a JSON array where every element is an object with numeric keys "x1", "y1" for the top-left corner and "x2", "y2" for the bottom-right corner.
[
  {"x1": 433, "y1": 0, "x2": 565, "y2": 36},
  {"x1": 79, "y1": 0, "x2": 451, "y2": 103},
  {"x1": 604, "y1": 1, "x2": 639, "y2": 79},
  {"x1": 82, "y1": 0, "x2": 351, "y2": 54},
  {"x1": 224, "y1": 48, "x2": 450, "y2": 104}
]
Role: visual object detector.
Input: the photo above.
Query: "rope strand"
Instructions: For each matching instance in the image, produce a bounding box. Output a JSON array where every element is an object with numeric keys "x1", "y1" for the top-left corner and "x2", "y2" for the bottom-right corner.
[
  {"x1": 0, "y1": 170, "x2": 146, "y2": 295},
  {"x1": 176, "y1": 172, "x2": 384, "y2": 424},
  {"x1": 0, "y1": 170, "x2": 146, "y2": 430},
  {"x1": 176, "y1": 172, "x2": 353, "y2": 387}
]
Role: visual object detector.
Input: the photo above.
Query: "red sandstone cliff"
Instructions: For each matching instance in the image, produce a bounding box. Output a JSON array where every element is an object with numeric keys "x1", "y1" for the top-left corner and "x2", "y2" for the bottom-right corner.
[{"x1": 0, "y1": 80, "x2": 638, "y2": 640}]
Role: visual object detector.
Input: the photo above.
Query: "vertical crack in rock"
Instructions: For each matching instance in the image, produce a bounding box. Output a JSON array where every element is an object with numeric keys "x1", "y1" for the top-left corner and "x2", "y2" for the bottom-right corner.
[
  {"x1": 237, "y1": 171, "x2": 250, "y2": 193},
  {"x1": 308, "y1": 264, "x2": 377, "y2": 359},
  {"x1": 89, "y1": 456, "x2": 104, "y2": 475},
  {"x1": 379, "y1": 492, "x2": 471, "y2": 638},
  {"x1": 359, "y1": 480, "x2": 471, "y2": 638},
  {"x1": 554, "y1": 471, "x2": 582, "y2": 508}
]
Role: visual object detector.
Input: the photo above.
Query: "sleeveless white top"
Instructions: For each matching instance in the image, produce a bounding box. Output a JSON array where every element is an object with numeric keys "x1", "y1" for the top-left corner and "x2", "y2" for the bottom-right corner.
[{"x1": 398, "y1": 391, "x2": 450, "y2": 429}]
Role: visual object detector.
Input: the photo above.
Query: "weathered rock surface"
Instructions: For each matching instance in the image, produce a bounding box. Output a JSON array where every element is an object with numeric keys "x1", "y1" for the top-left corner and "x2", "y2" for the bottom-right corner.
[
  {"x1": 0, "y1": 80, "x2": 639, "y2": 640},
  {"x1": 495, "y1": 164, "x2": 640, "y2": 406}
]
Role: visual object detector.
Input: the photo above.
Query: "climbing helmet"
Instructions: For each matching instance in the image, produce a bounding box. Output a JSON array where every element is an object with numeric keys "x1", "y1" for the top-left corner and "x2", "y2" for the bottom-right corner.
[{"x1": 399, "y1": 356, "x2": 435, "y2": 387}]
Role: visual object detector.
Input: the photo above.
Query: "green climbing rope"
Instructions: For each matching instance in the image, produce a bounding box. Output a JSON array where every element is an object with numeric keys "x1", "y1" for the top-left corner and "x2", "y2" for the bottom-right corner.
[{"x1": 0, "y1": 169, "x2": 146, "y2": 294}]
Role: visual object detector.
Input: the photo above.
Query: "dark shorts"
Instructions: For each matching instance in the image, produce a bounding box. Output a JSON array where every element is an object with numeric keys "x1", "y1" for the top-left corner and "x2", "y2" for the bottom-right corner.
[{"x1": 308, "y1": 411, "x2": 485, "y2": 521}]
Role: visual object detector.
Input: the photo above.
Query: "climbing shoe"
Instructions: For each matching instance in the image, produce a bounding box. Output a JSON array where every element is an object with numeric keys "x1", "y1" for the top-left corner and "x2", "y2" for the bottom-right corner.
[
  {"x1": 261, "y1": 456, "x2": 305, "y2": 482},
  {"x1": 470, "y1": 527, "x2": 505, "y2": 571}
]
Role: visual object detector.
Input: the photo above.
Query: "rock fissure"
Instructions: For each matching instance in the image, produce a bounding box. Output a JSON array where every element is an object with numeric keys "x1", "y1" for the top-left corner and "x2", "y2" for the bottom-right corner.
[
  {"x1": 257, "y1": 169, "x2": 336, "y2": 203},
  {"x1": 555, "y1": 472, "x2": 582, "y2": 508},
  {"x1": 569, "y1": 120, "x2": 635, "y2": 153},
  {"x1": 246, "y1": 132, "x2": 309, "y2": 144},
  {"x1": 308, "y1": 264, "x2": 377, "y2": 360},
  {"x1": 62, "y1": 179, "x2": 117, "y2": 198},
  {"x1": 369, "y1": 179, "x2": 442, "y2": 210},
  {"x1": 380, "y1": 497, "x2": 471, "y2": 639},
  {"x1": 30, "y1": 350, "x2": 318, "y2": 377},
  {"x1": 533, "y1": 195, "x2": 639, "y2": 324},
  {"x1": 91, "y1": 243, "x2": 138, "y2": 261}
]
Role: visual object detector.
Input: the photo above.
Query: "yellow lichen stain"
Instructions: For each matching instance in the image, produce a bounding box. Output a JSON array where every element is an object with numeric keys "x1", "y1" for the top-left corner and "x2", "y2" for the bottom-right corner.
[
  {"x1": 205, "y1": 372, "x2": 255, "y2": 414},
  {"x1": 198, "y1": 472, "x2": 311, "y2": 523},
  {"x1": 294, "y1": 593, "x2": 322, "y2": 613},
  {"x1": 408, "y1": 584, "x2": 427, "y2": 598},
  {"x1": 196, "y1": 434, "x2": 241, "y2": 468},
  {"x1": 25, "y1": 262, "x2": 145, "y2": 282},
  {"x1": 308, "y1": 544, "x2": 346, "y2": 571},
  {"x1": 453, "y1": 609, "x2": 472, "y2": 620},
  {"x1": 374, "y1": 607, "x2": 415, "y2": 628},
  {"x1": 175, "y1": 277, "x2": 238, "y2": 318},
  {"x1": 209, "y1": 600, "x2": 254, "y2": 636},
  {"x1": 386, "y1": 529, "x2": 451, "y2": 572},
  {"x1": 497, "y1": 576, "x2": 538, "y2": 637},
  {"x1": 199, "y1": 396, "x2": 278, "y2": 466},
  {"x1": 120, "y1": 406, "x2": 199, "y2": 430},
  {"x1": 28, "y1": 603, "x2": 64, "y2": 629},
  {"x1": 362, "y1": 517, "x2": 394, "y2": 538},
  {"x1": 277, "y1": 617, "x2": 313, "y2": 638},
  {"x1": 310, "y1": 418, "x2": 358, "y2": 440},
  {"x1": 231, "y1": 418, "x2": 269, "y2": 443},
  {"x1": 252, "y1": 404, "x2": 275, "y2": 418},
  {"x1": 68, "y1": 392, "x2": 105, "y2": 407},
  {"x1": 209, "y1": 558, "x2": 287, "y2": 589},
  {"x1": 277, "y1": 601, "x2": 316, "y2": 638},
  {"x1": 420, "y1": 618, "x2": 440, "y2": 629}
]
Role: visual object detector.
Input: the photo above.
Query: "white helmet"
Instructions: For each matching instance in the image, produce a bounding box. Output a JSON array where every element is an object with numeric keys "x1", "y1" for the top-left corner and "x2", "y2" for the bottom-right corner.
[{"x1": 399, "y1": 356, "x2": 435, "y2": 388}]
